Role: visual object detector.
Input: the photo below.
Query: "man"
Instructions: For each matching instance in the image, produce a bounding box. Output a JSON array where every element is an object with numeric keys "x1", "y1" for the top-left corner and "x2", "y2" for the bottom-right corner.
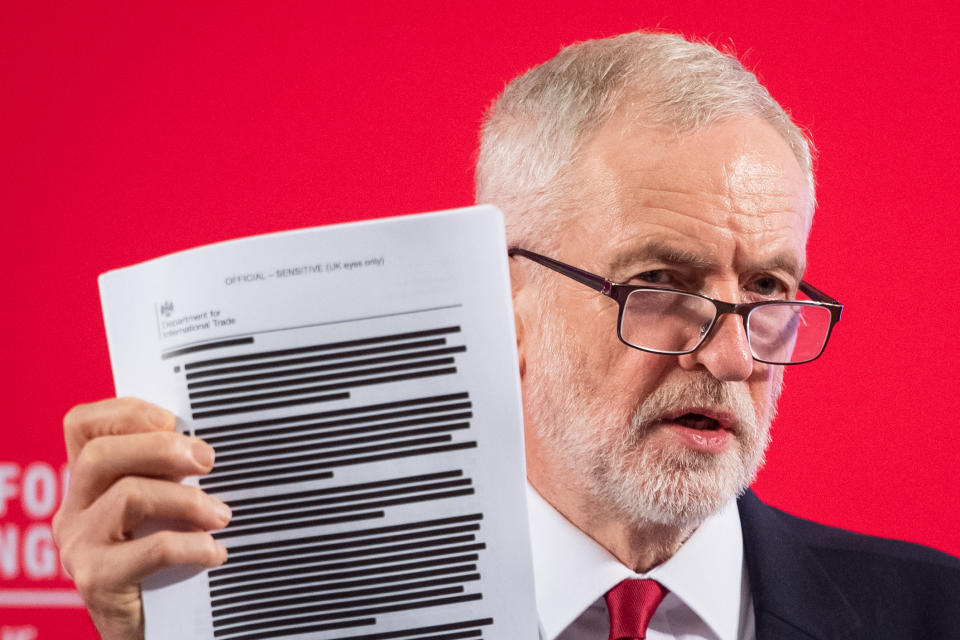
[{"x1": 54, "y1": 31, "x2": 960, "y2": 640}]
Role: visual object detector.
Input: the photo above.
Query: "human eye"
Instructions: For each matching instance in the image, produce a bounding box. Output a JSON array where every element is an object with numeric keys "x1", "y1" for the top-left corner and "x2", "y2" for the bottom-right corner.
[
  {"x1": 632, "y1": 269, "x2": 700, "y2": 292},
  {"x1": 747, "y1": 275, "x2": 788, "y2": 299},
  {"x1": 636, "y1": 269, "x2": 676, "y2": 287}
]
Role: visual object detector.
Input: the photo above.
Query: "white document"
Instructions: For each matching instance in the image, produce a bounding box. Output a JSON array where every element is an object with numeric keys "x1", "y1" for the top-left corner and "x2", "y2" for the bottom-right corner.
[{"x1": 98, "y1": 205, "x2": 537, "y2": 640}]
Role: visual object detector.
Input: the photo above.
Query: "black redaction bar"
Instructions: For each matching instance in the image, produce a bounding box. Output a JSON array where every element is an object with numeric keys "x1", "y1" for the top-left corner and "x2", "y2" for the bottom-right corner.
[
  {"x1": 212, "y1": 535, "x2": 478, "y2": 579},
  {"x1": 223, "y1": 487, "x2": 476, "y2": 532},
  {"x1": 209, "y1": 435, "x2": 458, "y2": 475},
  {"x1": 211, "y1": 593, "x2": 484, "y2": 639},
  {"x1": 189, "y1": 358, "x2": 456, "y2": 400},
  {"x1": 192, "y1": 392, "x2": 350, "y2": 420},
  {"x1": 211, "y1": 411, "x2": 472, "y2": 453},
  {"x1": 224, "y1": 471, "x2": 464, "y2": 511},
  {"x1": 209, "y1": 559, "x2": 480, "y2": 599},
  {"x1": 186, "y1": 326, "x2": 461, "y2": 370},
  {"x1": 162, "y1": 337, "x2": 255, "y2": 360},
  {"x1": 221, "y1": 525, "x2": 478, "y2": 569},
  {"x1": 211, "y1": 566, "x2": 480, "y2": 608},
  {"x1": 202, "y1": 403, "x2": 472, "y2": 446},
  {"x1": 199, "y1": 442, "x2": 477, "y2": 493},
  {"x1": 212, "y1": 574, "x2": 482, "y2": 618},
  {"x1": 187, "y1": 347, "x2": 467, "y2": 390},
  {"x1": 227, "y1": 479, "x2": 473, "y2": 520},
  {"x1": 208, "y1": 546, "x2": 486, "y2": 588},
  {"x1": 196, "y1": 393, "x2": 469, "y2": 437},
  {"x1": 190, "y1": 369, "x2": 457, "y2": 410},
  {"x1": 224, "y1": 513, "x2": 482, "y2": 554},
  {"x1": 326, "y1": 618, "x2": 493, "y2": 640},
  {"x1": 214, "y1": 421, "x2": 470, "y2": 464}
]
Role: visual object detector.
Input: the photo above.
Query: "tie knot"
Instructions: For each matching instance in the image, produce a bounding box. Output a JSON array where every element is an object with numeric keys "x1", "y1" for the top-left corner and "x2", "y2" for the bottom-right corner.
[{"x1": 605, "y1": 578, "x2": 668, "y2": 640}]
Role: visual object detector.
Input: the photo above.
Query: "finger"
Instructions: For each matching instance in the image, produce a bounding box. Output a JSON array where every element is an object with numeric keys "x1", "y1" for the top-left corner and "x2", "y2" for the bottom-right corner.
[
  {"x1": 55, "y1": 479, "x2": 229, "y2": 582},
  {"x1": 66, "y1": 431, "x2": 216, "y2": 511},
  {"x1": 72, "y1": 530, "x2": 227, "y2": 603},
  {"x1": 94, "y1": 476, "x2": 232, "y2": 538},
  {"x1": 64, "y1": 397, "x2": 175, "y2": 463},
  {"x1": 126, "y1": 530, "x2": 227, "y2": 585}
]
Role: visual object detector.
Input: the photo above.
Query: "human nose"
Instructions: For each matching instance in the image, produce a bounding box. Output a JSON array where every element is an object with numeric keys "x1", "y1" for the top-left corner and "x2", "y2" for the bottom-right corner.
[{"x1": 677, "y1": 313, "x2": 754, "y2": 381}]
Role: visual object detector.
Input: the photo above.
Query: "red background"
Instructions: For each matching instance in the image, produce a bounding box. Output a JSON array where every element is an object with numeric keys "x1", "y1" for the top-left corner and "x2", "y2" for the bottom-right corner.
[{"x1": 3, "y1": 1, "x2": 959, "y2": 636}]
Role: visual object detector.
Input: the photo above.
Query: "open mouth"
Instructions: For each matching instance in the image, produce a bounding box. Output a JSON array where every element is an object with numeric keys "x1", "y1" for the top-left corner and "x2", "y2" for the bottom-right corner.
[
  {"x1": 660, "y1": 409, "x2": 736, "y2": 452},
  {"x1": 662, "y1": 409, "x2": 734, "y2": 433},
  {"x1": 672, "y1": 413, "x2": 721, "y2": 431},
  {"x1": 656, "y1": 408, "x2": 737, "y2": 452}
]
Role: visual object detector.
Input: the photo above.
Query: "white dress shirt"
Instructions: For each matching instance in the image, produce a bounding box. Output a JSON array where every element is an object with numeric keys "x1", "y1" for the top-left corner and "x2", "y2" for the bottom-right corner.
[{"x1": 526, "y1": 484, "x2": 755, "y2": 640}]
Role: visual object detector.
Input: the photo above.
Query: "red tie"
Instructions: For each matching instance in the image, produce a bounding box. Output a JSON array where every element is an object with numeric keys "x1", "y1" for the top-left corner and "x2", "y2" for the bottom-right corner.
[{"x1": 605, "y1": 578, "x2": 668, "y2": 640}]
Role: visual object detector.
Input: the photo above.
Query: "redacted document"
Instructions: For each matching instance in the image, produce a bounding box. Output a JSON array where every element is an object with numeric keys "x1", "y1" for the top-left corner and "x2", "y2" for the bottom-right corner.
[{"x1": 98, "y1": 206, "x2": 537, "y2": 640}]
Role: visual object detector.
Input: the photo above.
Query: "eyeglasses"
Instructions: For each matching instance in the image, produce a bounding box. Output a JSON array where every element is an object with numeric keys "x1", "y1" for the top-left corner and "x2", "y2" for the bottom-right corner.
[{"x1": 508, "y1": 247, "x2": 843, "y2": 365}]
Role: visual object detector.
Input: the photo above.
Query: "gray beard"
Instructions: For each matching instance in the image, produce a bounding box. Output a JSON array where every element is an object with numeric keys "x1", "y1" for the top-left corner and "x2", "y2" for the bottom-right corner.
[{"x1": 526, "y1": 322, "x2": 780, "y2": 529}]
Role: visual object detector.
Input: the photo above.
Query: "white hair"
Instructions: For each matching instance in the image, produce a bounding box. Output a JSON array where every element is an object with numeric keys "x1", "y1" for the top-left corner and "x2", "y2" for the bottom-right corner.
[{"x1": 475, "y1": 30, "x2": 816, "y2": 251}]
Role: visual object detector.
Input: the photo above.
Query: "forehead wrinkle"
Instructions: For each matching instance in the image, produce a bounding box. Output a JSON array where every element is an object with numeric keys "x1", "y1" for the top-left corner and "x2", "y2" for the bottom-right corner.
[
  {"x1": 620, "y1": 182, "x2": 803, "y2": 238},
  {"x1": 633, "y1": 206, "x2": 806, "y2": 244},
  {"x1": 722, "y1": 160, "x2": 811, "y2": 224},
  {"x1": 621, "y1": 172, "x2": 729, "y2": 208},
  {"x1": 611, "y1": 204, "x2": 774, "y2": 253}
]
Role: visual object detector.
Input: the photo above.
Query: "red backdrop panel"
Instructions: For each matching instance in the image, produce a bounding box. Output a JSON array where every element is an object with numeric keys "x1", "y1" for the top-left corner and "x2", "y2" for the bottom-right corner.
[{"x1": 3, "y1": 2, "x2": 958, "y2": 636}]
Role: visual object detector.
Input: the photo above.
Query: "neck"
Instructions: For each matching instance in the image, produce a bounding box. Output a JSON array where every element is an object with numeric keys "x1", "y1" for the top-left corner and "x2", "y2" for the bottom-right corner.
[{"x1": 530, "y1": 476, "x2": 699, "y2": 573}]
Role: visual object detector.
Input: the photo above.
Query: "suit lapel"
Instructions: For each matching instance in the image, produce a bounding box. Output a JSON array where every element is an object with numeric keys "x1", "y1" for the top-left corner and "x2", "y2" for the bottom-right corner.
[{"x1": 737, "y1": 490, "x2": 861, "y2": 640}]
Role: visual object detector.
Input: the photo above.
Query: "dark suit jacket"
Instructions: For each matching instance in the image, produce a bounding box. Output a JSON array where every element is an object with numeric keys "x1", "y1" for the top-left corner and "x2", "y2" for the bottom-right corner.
[{"x1": 738, "y1": 490, "x2": 960, "y2": 639}]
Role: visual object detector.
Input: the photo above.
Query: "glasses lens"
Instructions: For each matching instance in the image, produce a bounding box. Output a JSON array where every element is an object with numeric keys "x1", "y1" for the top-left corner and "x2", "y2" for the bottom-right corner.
[
  {"x1": 620, "y1": 289, "x2": 716, "y2": 353},
  {"x1": 748, "y1": 303, "x2": 833, "y2": 364}
]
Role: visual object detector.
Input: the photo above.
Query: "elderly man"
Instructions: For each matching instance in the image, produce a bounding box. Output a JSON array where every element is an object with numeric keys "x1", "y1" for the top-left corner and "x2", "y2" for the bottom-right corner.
[{"x1": 55, "y1": 31, "x2": 959, "y2": 640}]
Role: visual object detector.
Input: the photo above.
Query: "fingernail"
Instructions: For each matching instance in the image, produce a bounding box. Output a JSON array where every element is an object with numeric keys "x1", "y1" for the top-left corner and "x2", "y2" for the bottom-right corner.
[
  {"x1": 148, "y1": 406, "x2": 174, "y2": 428},
  {"x1": 212, "y1": 498, "x2": 231, "y2": 523},
  {"x1": 191, "y1": 439, "x2": 215, "y2": 468}
]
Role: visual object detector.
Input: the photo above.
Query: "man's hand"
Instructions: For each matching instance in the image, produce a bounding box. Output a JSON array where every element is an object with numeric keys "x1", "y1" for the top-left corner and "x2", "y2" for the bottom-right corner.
[{"x1": 52, "y1": 398, "x2": 231, "y2": 640}]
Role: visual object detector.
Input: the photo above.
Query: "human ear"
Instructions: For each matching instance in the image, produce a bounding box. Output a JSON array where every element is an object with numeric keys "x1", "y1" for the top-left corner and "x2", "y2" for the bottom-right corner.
[
  {"x1": 509, "y1": 263, "x2": 527, "y2": 380},
  {"x1": 514, "y1": 305, "x2": 526, "y2": 379}
]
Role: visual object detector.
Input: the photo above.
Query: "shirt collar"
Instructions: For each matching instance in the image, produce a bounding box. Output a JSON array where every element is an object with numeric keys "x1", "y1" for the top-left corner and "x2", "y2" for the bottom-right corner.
[{"x1": 527, "y1": 483, "x2": 747, "y2": 640}]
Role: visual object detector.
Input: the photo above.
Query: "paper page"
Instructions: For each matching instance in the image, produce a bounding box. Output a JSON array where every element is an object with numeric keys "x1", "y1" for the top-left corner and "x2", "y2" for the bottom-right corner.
[{"x1": 98, "y1": 205, "x2": 537, "y2": 640}]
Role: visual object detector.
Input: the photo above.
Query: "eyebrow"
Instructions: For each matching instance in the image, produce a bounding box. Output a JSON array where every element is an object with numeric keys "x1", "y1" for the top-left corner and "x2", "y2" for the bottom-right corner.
[
  {"x1": 607, "y1": 242, "x2": 719, "y2": 279},
  {"x1": 606, "y1": 241, "x2": 805, "y2": 282},
  {"x1": 743, "y1": 253, "x2": 806, "y2": 282}
]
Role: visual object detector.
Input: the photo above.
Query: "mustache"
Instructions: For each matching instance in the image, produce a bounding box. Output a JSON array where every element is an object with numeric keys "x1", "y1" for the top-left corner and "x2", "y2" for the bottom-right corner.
[{"x1": 631, "y1": 374, "x2": 758, "y2": 434}]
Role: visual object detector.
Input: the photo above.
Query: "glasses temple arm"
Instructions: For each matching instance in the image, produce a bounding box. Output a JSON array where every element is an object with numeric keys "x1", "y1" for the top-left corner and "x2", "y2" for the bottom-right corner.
[
  {"x1": 799, "y1": 280, "x2": 841, "y2": 305},
  {"x1": 507, "y1": 248, "x2": 609, "y2": 292}
]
